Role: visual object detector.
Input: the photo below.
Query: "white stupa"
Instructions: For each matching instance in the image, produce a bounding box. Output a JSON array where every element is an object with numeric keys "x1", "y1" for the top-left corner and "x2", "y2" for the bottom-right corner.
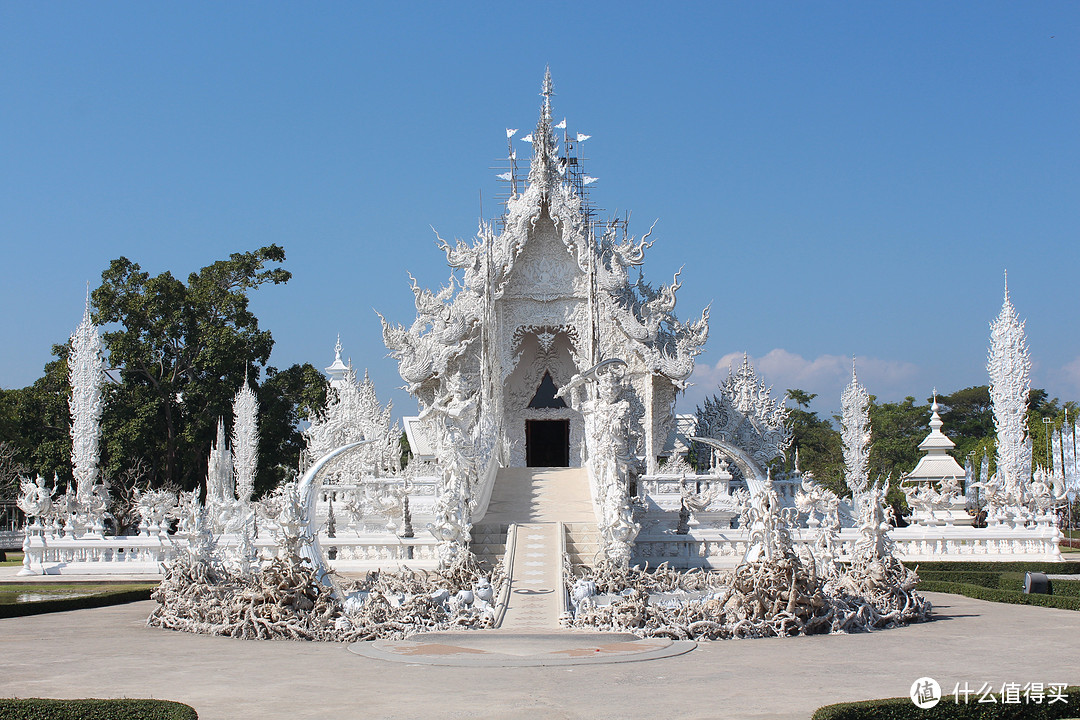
[{"x1": 902, "y1": 393, "x2": 972, "y2": 525}]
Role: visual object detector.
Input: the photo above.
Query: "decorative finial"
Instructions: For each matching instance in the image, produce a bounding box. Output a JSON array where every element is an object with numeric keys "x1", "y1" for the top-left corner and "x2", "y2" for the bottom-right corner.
[
  {"x1": 851, "y1": 355, "x2": 858, "y2": 383},
  {"x1": 334, "y1": 334, "x2": 342, "y2": 361},
  {"x1": 541, "y1": 66, "x2": 554, "y2": 122},
  {"x1": 1003, "y1": 269, "x2": 1009, "y2": 301}
]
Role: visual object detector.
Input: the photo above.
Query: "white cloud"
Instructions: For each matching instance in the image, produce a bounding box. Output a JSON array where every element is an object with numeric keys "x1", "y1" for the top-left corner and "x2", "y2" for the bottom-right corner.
[
  {"x1": 1048, "y1": 356, "x2": 1080, "y2": 399},
  {"x1": 680, "y1": 348, "x2": 921, "y2": 416}
]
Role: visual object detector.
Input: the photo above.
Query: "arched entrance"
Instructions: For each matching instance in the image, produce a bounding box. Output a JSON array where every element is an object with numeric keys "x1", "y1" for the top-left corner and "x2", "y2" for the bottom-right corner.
[{"x1": 503, "y1": 328, "x2": 585, "y2": 468}]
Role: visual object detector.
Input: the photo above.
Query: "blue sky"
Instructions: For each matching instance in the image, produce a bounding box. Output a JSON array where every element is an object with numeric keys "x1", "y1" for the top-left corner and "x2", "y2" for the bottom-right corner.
[{"x1": 1, "y1": 2, "x2": 1077, "y2": 420}]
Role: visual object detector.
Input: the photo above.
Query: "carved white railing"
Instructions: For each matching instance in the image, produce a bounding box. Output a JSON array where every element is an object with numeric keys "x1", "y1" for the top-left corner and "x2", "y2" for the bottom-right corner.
[
  {"x1": 19, "y1": 529, "x2": 442, "y2": 576},
  {"x1": 18, "y1": 516, "x2": 1063, "y2": 575},
  {"x1": 632, "y1": 524, "x2": 1063, "y2": 569},
  {"x1": 20, "y1": 532, "x2": 176, "y2": 575}
]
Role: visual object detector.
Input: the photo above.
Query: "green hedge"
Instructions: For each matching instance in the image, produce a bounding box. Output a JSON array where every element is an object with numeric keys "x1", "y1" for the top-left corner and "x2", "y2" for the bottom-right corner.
[
  {"x1": 914, "y1": 561, "x2": 1080, "y2": 574},
  {"x1": 1046, "y1": 579, "x2": 1080, "y2": 598},
  {"x1": 917, "y1": 570, "x2": 1006, "y2": 588},
  {"x1": 917, "y1": 580, "x2": 1080, "y2": 611},
  {"x1": 0, "y1": 699, "x2": 196, "y2": 720},
  {"x1": 0, "y1": 587, "x2": 153, "y2": 619},
  {"x1": 813, "y1": 686, "x2": 1080, "y2": 720}
]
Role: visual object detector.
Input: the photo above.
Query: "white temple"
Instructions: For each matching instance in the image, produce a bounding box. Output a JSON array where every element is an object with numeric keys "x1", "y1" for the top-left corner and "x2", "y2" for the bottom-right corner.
[
  {"x1": 17, "y1": 76, "x2": 1065, "y2": 578},
  {"x1": 378, "y1": 70, "x2": 709, "y2": 565},
  {"x1": 381, "y1": 70, "x2": 708, "y2": 475}
]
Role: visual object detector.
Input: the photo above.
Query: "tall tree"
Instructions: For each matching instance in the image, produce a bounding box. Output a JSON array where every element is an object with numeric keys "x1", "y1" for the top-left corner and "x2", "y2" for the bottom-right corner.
[
  {"x1": 2, "y1": 350, "x2": 73, "y2": 485},
  {"x1": 783, "y1": 389, "x2": 844, "y2": 496},
  {"x1": 868, "y1": 396, "x2": 931, "y2": 484},
  {"x1": 257, "y1": 363, "x2": 328, "y2": 495},
  {"x1": 91, "y1": 246, "x2": 291, "y2": 490}
]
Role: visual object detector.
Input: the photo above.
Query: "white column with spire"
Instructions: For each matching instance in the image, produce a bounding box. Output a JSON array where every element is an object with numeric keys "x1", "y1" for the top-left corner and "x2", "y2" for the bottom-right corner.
[{"x1": 68, "y1": 288, "x2": 107, "y2": 536}]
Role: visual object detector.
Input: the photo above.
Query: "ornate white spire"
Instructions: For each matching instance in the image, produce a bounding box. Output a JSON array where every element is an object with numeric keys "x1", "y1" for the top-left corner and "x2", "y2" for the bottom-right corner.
[
  {"x1": 69, "y1": 290, "x2": 105, "y2": 504},
  {"x1": 527, "y1": 67, "x2": 560, "y2": 190},
  {"x1": 325, "y1": 334, "x2": 349, "y2": 390},
  {"x1": 988, "y1": 275, "x2": 1031, "y2": 504},
  {"x1": 231, "y1": 374, "x2": 259, "y2": 504},
  {"x1": 207, "y1": 417, "x2": 234, "y2": 508},
  {"x1": 841, "y1": 359, "x2": 871, "y2": 495}
]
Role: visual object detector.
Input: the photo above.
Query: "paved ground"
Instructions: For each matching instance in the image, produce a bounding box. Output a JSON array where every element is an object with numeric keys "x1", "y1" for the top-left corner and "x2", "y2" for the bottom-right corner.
[{"x1": 2, "y1": 592, "x2": 1079, "y2": 719}]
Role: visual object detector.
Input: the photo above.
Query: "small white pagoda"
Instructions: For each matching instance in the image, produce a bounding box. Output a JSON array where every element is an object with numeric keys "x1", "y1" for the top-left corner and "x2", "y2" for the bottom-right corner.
[{"x1": 901, "y1": 395, "x2": 972, "y2": 526}]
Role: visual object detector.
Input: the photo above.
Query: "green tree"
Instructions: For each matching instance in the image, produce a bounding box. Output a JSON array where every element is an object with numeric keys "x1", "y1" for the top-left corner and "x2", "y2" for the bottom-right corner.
[
  {"x1": 256, "y1": 363, "x2": 328, "y2": 495},
  {"x1": 92, "y1": 246, "x2": 292, "y2": 489},
  {"x1": 867, "y1": 395, "x2": 930, "y2": 484},
  {"x1": 2, "y1": 349, "x2": 73, "y2": 486},
  {"x1": 782, "y1": 389, "x2": 844, "y2": 497},
  {"x1": 936, "y1": 386, "x2": 994, "y2": 462}
]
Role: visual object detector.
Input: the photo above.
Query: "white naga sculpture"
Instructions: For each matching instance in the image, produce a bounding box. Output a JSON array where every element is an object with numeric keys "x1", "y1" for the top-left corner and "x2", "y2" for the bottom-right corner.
[{"x1": 68, "y1": 293, "x2": 108, "y2": 535}]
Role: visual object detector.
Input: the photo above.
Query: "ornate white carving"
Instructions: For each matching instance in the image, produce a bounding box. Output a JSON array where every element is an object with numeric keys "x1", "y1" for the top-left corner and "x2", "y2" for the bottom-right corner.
[
  {"x1": 206, "y1": 418, "x2": 234, "y2": 531},
  {"x1": 695, "y1": 355, "x2": 792, "y2": 471},
  {"x1": 561, "y1": 360, "x2": 640, "y2": 566},
  {"x1": 17, "y1": 475, "x2": 54, "y2": 521},
  {"x1": 231, "y1": 378, "x2": 259, "y2": 505},
  {"x1": 840, "y1": 361, "x2": 871, "y2": 496},
  {"x1": 987, "y1": 279, "x2": 1033, "y2": 521},
  {"x1": 305, "y1": 359, "x2": 400, "y2": 479},
  {"x1": 69, "y1": 294, "x2": 107, "y2": 533}
]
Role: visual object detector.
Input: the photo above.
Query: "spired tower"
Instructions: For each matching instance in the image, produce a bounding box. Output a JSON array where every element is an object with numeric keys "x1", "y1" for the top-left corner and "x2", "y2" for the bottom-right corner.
[{"x1": 380, "y1": 72, "x2": 708, "y2": 536}]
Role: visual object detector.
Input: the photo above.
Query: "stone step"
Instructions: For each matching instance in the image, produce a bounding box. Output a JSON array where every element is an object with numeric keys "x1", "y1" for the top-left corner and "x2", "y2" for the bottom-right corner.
[
  {"x1": 481, "y1": 467, "x2": 595, "y2": 525},
  {"x1": 563, "y1": 523, "x2": 601, "y2": 567}
]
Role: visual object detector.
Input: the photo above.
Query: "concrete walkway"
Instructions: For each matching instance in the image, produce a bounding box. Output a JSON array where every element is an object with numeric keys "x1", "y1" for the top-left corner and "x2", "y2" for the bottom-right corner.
[
  {"x1": 2, "y1": 593, "x2": 1079, "y2": 719},
  {"x1": 500, "y1": 522, "x2": 562, "y2": 631}
]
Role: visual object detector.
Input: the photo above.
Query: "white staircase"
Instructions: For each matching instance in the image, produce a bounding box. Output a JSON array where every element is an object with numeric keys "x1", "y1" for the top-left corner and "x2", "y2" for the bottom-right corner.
[{"x1": 477, "y1": 467, "x2": 596, "y2": 629}]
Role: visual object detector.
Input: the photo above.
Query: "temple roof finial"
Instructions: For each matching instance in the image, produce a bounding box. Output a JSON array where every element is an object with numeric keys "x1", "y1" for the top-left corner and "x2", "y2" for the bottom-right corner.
[
  {"x1": 527, "y1": 66, "x2": 558, "y2": 187},
  {"x1": 82, "y1": 281, "x2": 92, "y2": 325},
  {"x1": 541, "y1": 66, "x2": 554, "y2": 123}
]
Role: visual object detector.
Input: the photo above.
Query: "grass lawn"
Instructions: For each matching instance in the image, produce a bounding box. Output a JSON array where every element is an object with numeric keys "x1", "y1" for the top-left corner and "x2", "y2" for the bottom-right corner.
[
  {"x1": 1, "y1": 551, "x2": 24, "y2": 566},
  {"x1": 0, "y1": 582, "x2": 158, "y2": 605}
]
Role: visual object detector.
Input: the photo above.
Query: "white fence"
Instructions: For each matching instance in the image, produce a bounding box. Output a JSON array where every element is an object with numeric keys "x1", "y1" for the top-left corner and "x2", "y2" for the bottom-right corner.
[
  {"x1": 18, "y1": 529, "x2": 442, "y2": 576},
  {"x1": 631, "y1": 524, "x2": 1063, "y2": 569}
]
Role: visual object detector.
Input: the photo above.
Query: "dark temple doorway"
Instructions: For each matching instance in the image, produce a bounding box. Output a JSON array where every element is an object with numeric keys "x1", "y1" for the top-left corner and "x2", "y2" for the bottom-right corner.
[{"x1": 526, "y1": 420, "x2": 570, "y2": 467}]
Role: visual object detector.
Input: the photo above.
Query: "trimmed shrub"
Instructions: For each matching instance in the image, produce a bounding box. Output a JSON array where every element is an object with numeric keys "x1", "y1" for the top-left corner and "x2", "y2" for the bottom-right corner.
[
  {"x1": 0, "y1": 587, "x2": 153, "y2": 619},
  {"x1": 916, "y1": 570, "x2": 1005, "y2": 588},
  {"x1": 0, "y1": 698, "x2": 197, "y2": 720},
  {"x1": 917, "y1": 580, "x2": 1080, "y2": 611},
  {"x1": 1046, "y1": 579, "x2": 1080, "y2": 598},
  {"x1": 813, "y1": 686, "x2": 1079, "y2": 720},
  {"x1": 914, "y1": 561, "x2": 1080, "y2": 574}
]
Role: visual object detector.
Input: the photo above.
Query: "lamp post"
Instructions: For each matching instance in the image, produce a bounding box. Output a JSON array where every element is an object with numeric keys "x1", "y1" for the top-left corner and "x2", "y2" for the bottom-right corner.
[
  {"x1": 1043, "y1": 417, "x2": 1053, "y2": 470},
  {"x1": 967, "y1": 451, "x2": 979, "y2": 512}
]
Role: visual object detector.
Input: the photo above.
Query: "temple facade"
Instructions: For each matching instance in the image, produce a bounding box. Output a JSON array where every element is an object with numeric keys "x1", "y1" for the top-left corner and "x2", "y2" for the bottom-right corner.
[{"x1": 380, "y1": 71, "x2": 709, "y2": 476}]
